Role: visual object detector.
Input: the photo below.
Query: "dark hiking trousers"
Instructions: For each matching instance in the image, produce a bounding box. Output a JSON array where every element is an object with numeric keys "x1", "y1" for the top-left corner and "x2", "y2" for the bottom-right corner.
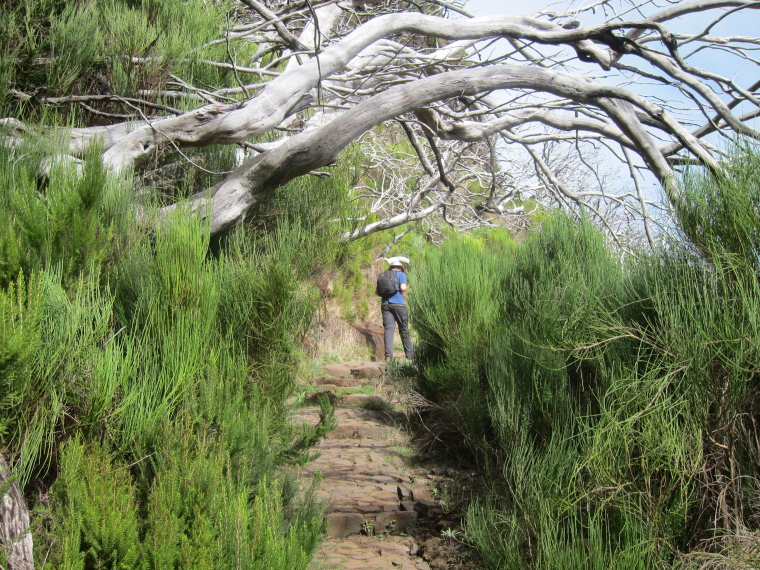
[{"x1": 381, "y1": 303, "x2": 413, "y2": 360}]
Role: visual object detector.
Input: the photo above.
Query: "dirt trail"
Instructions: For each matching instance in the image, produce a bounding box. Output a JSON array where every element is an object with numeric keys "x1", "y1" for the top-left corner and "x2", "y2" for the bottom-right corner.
[{"x1": 293, "y1": 362, "x2": 452, "y2": 570}]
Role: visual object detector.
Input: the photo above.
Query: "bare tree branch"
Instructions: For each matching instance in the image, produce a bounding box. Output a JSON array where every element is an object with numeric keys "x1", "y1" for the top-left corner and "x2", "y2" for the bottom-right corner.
[{"x1": 4, "y1": 0, "x2": 759, "y2": 246}]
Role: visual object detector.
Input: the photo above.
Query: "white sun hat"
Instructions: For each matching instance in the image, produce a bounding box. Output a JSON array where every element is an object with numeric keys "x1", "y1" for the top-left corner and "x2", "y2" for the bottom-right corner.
[{"x1": 384, "y1": 256, "x2": 409, "y2": 267}]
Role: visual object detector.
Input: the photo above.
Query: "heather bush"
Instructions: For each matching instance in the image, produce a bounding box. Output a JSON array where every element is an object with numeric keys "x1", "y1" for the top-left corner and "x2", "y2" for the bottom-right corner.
[
  {"x1": 413, "y1": 148, "x2": 760, "y2": 567},
  {"x1": 0, "y1": 139, "x2": 341, "y2": 567}
]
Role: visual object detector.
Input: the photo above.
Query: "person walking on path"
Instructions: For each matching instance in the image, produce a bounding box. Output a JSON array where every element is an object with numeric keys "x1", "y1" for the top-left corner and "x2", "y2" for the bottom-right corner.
[{"x1": 377, "y1": 256, "x2": 413, "y2": 362}]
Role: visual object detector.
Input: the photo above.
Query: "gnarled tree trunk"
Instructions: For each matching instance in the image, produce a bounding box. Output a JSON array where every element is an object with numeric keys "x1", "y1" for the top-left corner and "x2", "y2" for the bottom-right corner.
[{"x1": 0, "y1": 454, "x2": 33, "y2": 570}]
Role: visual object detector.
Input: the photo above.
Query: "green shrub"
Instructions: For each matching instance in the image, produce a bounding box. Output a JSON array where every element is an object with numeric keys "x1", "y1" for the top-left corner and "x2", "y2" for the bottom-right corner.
[
  {"x1": 413, "y1": 161, "x2": 760, "y2": 567},
  {"x1": 1, "y1": 0, "x2": 246, "y2": 118},
  {"x1": 49, "y1": 438, "x2": 141, "y2": 570},
  {"x1": 0, "y1": 132, "x2": 330, "y2": 566}
]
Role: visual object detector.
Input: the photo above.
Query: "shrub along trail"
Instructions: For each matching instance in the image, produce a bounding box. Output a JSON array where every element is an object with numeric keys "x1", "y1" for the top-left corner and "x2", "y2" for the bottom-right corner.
[{"x1": 293, "y1": 362, "x2": 455, "y2": 570}]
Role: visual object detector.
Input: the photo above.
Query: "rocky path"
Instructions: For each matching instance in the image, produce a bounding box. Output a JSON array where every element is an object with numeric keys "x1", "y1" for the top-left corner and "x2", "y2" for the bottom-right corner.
[{"x1": 293, "y1": 362, "x2": 454, "y2": 570}]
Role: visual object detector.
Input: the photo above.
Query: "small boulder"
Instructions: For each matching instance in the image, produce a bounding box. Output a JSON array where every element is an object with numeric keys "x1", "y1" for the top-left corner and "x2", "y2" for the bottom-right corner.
[
  {"x1": 414, "y1": 488, "x2": 436, "y2": 502},
  {"x1": 326, "y1": 513, "x2": 365, "y2": 538},
  {"x1": 408, "y1": 539, "x2": 421, "y2": 556},
  {"x1": 422, "y1": 538, "x2": 442, "y2": 561},
  {"x1": 374, "y1": 511, "x2": 418, "y2": 535},
  {"x1": 329, "y1": 425, "x2": 361, "y2": 439},
  {"x1": 397, "y1": 484, "x2": 414, "y2": 502},
  {"x1": 413, "y1": 498, "x2": 438, "y2": 518}
]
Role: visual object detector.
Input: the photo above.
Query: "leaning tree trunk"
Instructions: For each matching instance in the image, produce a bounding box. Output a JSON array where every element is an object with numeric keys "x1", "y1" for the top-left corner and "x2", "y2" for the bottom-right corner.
[{"x1": 0, "y1": 454, "x2": 33, "y2": 570}]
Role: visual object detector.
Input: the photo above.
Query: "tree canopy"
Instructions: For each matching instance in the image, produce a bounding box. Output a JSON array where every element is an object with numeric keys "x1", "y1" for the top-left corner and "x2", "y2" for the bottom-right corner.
[{"x1": 2, "y1": 0, "x2": 759, "y2": 246}]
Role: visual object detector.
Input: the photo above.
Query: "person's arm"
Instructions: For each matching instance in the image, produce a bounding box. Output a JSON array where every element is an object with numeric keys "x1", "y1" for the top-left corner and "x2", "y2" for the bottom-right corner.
[{"x1": 399, "y1": 271, "x2": 408, "y2": 293}]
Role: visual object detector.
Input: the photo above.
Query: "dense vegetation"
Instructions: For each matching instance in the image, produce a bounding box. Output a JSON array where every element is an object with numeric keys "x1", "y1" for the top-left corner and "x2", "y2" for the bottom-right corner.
[
  {"x1": 0, "y1": 126, "x2": 375, "y2": 568},
  {"x1": 0, "y1": 2, "x2": 377, "y2": 566},
  {"x1": 1, "y1": 0, "x2": 250, "y2": 116},
  {"x1": 2, "y1": 1, "x2": 760, "y2": 568},
  {"x1": 411, "y1": 148, "x2": 760, "y2": 568}
]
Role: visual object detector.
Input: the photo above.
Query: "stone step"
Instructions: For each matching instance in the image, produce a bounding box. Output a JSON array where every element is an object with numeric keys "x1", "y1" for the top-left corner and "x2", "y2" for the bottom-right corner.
[
  {"x1": 339, "y1": 393, "x2": 384, "y2": 407},
  {"x1": 373, "y1": 510, "x2": 418, "y2": 535},
  {"x1": 350, "y1": 366, "x2": 384, "y2": 379},
  {"x1": 304, "y1": 391, "x2": 386, "y2": 409},
  {"x1": 321, "y1": 363, "x2": 355, "y2": 377},
  {"x1": 310, "y1": 384, "x2": 368, "y2": 393},
  {"x1": 325, "y1": 502, "x2": 401, "y2": 516},
  {"x1": 326, "y1": 513, "x2": 365, "y2": 538},
  {"x1": 318, "y1": 536, "x2": 428, "y2": 570},
  {"x1": 298, "y1": 362, "x2": 441, "y2": 570},
  {"x1": 328, "y1": 424, "x2": 392, "y2": 439},
  {"x1": 322, "y1": 362, "x2": 385, "y2": 378},
  {"x1": 314, "y1": 376, "x2": 368, "y2": 387},
  {"x1": 325, "y1": 510, "x2": 419, "y2": 538}
]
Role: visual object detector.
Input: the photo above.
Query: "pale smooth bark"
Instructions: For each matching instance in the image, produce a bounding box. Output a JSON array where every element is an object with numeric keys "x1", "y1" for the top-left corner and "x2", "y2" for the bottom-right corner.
[
  {"x1": 3, "y1": 0, "x2": 759, "y2": 243},
  {"x1": 98, "y1": 12, "x2": 617, "y2": 173},
  {"x1": 169, "y1": 64, "x2": 687, "y2": 234}
]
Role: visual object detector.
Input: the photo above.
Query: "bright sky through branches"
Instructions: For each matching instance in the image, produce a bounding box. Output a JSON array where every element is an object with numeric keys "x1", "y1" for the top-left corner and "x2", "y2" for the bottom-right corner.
[{"x1": 457, "y1": 0, "x2": 760, "y2": 240}]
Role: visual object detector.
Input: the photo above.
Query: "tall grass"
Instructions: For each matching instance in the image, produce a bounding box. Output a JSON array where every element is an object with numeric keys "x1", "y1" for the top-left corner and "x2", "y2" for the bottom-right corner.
[{"x1": 412, "y1": 147, "x2": 760, "y2": 567}]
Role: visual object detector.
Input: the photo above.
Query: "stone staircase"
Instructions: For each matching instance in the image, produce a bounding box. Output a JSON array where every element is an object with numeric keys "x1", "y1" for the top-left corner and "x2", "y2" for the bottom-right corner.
[{"x1": 293, "y1": 361, "x2": 451, "y2": 570}]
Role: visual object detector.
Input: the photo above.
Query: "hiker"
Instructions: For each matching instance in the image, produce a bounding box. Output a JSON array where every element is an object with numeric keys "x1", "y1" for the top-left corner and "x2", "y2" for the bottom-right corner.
[{"x1": 376, "y1": 256, "x2": 413, "y2": 362}]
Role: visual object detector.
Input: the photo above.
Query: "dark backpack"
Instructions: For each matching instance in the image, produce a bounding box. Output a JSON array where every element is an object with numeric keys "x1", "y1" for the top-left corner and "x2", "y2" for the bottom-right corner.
[{"x1": 375, "y1": 270, "x2": 399, "y2": 297}]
